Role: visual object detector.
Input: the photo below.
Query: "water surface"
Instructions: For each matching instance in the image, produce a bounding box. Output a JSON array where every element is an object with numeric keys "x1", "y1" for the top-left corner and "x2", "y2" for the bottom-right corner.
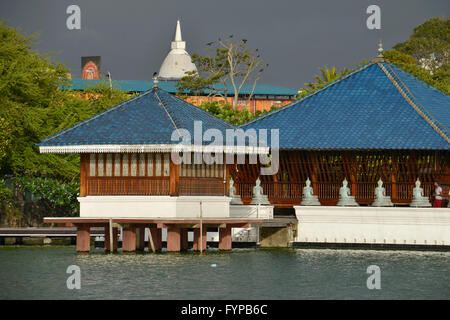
[{"x1": 0, "y1": 246, "x2": 448, "y2": 299}]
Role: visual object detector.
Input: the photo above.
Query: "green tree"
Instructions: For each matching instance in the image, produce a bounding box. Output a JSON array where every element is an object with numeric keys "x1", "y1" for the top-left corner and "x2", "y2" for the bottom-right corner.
[
  {"x1": 298, "y1": 66, "x2": 352, "y2": 98},
  {"x1": 176, "y1": 36, "x2": 267, "y2": 109},
  {"x1": 198, "y1": 101, "x2": 275, "y2": 126},
  {"x1": 394, "y1": 17, "x2": 449, "y2": 72},
  {"x1": 384, "y1": 49, "x2": 449, "y2": 95},
  {"x1": 0, "y1": 21, "x2": 130, "y2": 181}
]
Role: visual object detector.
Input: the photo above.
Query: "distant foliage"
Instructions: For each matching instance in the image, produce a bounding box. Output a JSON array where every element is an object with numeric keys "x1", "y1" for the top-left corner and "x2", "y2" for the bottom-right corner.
[
  {"x1": 176, "y1": 36, "x2": 267, "y2": 109},
  {"x1": 384, "y1": 49, "x2": 449, "y2": 95},
  {"x1": 198, "y1": 101, "x2": 276, "y2": 126},
  {"x1": 0, "y1": 21, "x2": 129, "y2": 219},
  {"x1": 13, "y1": 177, "x2": 80, "y2": 217},
  {"x1": 297, "y1": 66, "x2": 353, "y2": 98},
  {"x1": 0, "y1": 21, "x2": 130, "y2": 182},
  {"x1": 394, "y1": 17, "x2": 449, "y2": 72}
]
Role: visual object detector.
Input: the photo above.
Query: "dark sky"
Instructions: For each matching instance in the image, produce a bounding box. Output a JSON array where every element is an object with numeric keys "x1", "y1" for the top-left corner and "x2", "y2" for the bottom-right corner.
[{"x1": 0, "y1": 0, "x2": 448, "y2": 89}]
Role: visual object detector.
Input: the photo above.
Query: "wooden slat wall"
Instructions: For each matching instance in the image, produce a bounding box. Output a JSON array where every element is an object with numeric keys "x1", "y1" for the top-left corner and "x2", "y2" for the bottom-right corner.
[
  {"x1": 231, "y1": 150, "x2": 449, "y2": 207},
  {"x1": 82, "y1": 153, "x2": 226, "y2": 196}
]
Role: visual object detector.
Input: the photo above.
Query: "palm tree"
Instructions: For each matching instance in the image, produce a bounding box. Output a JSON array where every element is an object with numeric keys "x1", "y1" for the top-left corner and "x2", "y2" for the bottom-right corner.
[{"x1": 304, "y1": 66, "x2": 351, "y2": 93}]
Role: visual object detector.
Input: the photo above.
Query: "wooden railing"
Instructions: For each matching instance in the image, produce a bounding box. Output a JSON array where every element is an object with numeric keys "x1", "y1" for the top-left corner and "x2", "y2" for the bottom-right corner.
[
  {"x1": 179, "y1": 177, "x2": 225, "y2": 196},
  {"x1": 237, "y1": 182, "x2": 304, "y2": 200},
  {"x1": 86, "y1": 177, "x2": 170, "y2": 195}
]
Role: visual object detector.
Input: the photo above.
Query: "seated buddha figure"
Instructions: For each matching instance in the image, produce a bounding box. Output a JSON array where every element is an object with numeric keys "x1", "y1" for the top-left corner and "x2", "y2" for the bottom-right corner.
[
  {"x1": 229, "y1": 177, "x2": 243, "y2": 205},
  {"x1": 410, "y1": 178, "x2": 431, "y2": 207},
  {"x1": 337, "y1": 178, "x2": 358, "y2": 206},
  {"x1": 300, "y1": 177, "x2": 321, "y2": 206},
  {"x1": 371, "y1": 178, "x2": 393, "y2": 207},
  {"x1": 250, "y1": 177, "x2": 270, "y2": 205}
]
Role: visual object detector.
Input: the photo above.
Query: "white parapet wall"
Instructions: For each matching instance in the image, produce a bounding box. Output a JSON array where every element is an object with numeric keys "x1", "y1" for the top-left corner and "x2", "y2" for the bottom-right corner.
[
  {"x1": 294, "y1": 206, "x2": 450, "y2": 246},
  {"x1": 78, "y1": 196, "x2": 232, "y2": 219}
]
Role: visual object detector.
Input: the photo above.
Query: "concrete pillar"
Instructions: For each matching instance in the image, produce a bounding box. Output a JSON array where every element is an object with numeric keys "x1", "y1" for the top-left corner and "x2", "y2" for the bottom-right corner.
[
  {"x1": 149, "y1": 227, "x2": 162, "y2": 252},
  {"x1": 136, "y1": 226, "x2": 145, "y2": 251},
  {"x1": 76, "y1": 225, "x2": 90, "y2": 252},
  {"x1": 193, "y1": 228, "x2": 207, "y2": 251},
  {"x1": 122, "y1": 225, "x2": 136, "y2": 252},
  {"x1": 167, "y1": 226, "x2": 181, "y2": 252},
  {"x1": 219, "y1": 226, "x2": 232, "y2": 250},
  {"x1": 104, "y1": 226, "x2": 118, "y2": 252},
  {"x1": 180, "y1": 228, "x2": 189, "y2": 250}
]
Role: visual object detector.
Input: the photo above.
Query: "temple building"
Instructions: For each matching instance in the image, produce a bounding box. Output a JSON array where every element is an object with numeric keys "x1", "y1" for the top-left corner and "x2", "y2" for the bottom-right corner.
[
  {"x1": 41, "y1": 46, "x2": 450, "y2": 251},
  {"x1": 233, "y1": 52, "x2": 449, "y2": 209},
  {"x1": 67, "y1": 20, "x2": 298, "y2": 112},
  {"x1": 39, "y1": 86, "x2": 271, "y2": 252}
]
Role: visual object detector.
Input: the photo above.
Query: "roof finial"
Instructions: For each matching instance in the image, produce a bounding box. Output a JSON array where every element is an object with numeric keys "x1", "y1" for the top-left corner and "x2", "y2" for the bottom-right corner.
[
  {"x1": 152, "y1": 72, "x2": 159, "y2": 89},
  {"x1": 377, "y1": 39, "x2": 384, "y2": 58}
]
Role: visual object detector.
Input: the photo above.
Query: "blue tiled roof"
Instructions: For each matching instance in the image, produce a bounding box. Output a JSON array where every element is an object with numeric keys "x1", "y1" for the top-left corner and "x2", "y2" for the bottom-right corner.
[
  {"x1": 38, "y1": 88, "x2": 234, "y2": 146},
  {"x1": 64, "y1": 79, "x2": 298, "y2": 97},
  {"x1": 241, "y1": 61, "x2": 450, "y2": 150}
]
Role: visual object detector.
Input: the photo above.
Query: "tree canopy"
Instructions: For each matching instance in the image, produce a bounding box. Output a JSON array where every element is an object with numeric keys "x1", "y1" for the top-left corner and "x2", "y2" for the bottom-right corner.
[
  {"x1": 0, "y1": 21, "x2": 130, "y2": 182},
  {"x1": 394, "y1": 17, "x2": 449, "y2": 72},
  {"x1": 176, "y1": 36, "x2": 266, "y2": 108}
]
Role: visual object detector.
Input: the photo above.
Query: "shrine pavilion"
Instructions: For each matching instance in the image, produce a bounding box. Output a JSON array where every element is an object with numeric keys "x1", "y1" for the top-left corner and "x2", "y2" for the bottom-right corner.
[
  {"x1": 39, "y1": 46, "x2": 450, "y2": 251},
  {"x1": 39, "y1": 85, "x2": 269, "y2": 252},
  {"x1": 234, "y1": 51, "x2": 450, "y2": 209}
]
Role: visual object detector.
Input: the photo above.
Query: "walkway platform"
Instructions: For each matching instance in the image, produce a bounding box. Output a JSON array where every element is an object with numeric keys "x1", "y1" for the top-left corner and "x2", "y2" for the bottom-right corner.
[{"x1": 43, "y1": 217, "x2": 265, "y2": 253}]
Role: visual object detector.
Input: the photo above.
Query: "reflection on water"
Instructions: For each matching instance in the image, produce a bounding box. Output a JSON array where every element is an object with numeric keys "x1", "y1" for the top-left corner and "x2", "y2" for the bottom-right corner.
[{"x1": 0, "y1": 246, "x2": 448, "y2": 299}]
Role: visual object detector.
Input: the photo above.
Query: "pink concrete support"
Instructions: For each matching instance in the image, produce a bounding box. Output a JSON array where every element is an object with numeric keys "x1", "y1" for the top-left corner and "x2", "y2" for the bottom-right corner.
[
  {"x1": 76, "y1": 225, "x2": 90, "y2": 252},
  {"x1": 167, "y1": 226, "x2": 181, "y2": 252},
  {"x1": 136, "y1": 226, "x2": 145, "y2": 251},
  {"x1": 104, "y1": 226, "x2": 118, "y2": 252},
  {"x1": 149, "y1": 227, "x2": 162, "y2": 251},
  {"x1": 180, "y1": 228, "x2": 189, "y2": 250},
  {"x1": 122, "y1": 225, "x2": 136, "y2": 252},
  {"x1": 193, "y1": 228, "x2": 207, "y2": 251},
  {"x1": 219, "y1": 226, "x2": 232, "y2": 250}
]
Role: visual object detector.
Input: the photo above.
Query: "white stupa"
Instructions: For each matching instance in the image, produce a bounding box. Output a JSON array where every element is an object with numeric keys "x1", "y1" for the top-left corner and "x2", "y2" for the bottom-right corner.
[{"x1": 158, "y1": 20, "x2": 197, "y2": 80}]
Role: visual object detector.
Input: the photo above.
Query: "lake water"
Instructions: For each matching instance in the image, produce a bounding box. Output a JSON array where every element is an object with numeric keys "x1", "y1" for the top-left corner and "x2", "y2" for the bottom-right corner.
[{"x1": 0, "y1": 246, "x2": 448, "y2": 299}]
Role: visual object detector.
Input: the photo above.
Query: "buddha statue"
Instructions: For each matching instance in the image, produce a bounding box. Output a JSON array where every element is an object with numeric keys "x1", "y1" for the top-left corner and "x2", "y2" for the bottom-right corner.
[
  {"x1": 371, "y1": 178, "x2": 393, "y2": 207},
  {"x1": 300, "y1": 177, "x2": 321, "y2": 206},
  {"x1": 409, "y1": 178, "x2": 431, "y2": 207},
  {"x1": 229, "y1": 177, "x2": 243, "y2": 205},
  {"x1": 337, "y1": 178, "x2": 358, "y2": 206},
  {"x1": 250, "y1": 177, "x2": 270, "y2": 205}
]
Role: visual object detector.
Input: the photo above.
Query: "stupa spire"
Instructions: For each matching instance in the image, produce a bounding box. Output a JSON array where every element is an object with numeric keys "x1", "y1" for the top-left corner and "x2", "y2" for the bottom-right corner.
[{"x1": 174, "y1": 20, "x2": 182, "y2": 42}]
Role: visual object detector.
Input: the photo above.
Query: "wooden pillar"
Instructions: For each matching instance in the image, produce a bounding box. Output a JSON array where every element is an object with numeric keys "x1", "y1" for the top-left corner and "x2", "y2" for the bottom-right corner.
[
  {"x1": 149, "y1": 227, "x2": 162, "y2": 251},
  {"x1": 273, "y1": 174, "x2": 279, "y2": 200},
  {"x1": 76, "y1": 224, "x2": 90, "y2": 252},
  {"x1": 180, "y1": 228, "x2": 189, "y2": 250},
  {"x1": 136, "y1": 226, "x2": 145, "y2": 251},
  {"x1": 391, "y1": 173, "x2": 397, "y2": 202},
  {"x1": 104, "y1": 226, "x2": 118, "y2": 252},
  {"x1": 193, "y1": 228, "x2": 207, "y2": 251},
  {"x1": 219, "y1": 226, "x2": 232, "y2": 250},
  {"x1": 170, "y1": 160, "x2": 180, "y2": 196},
  {"x1": 167, "y1": 226, "x2": 181, "y2": 252},
  {"x1": 122, "y1": 225, "x2": 136, "y2": 252},
  {"x1": 350, "y1": 174, "x2": 356, "y2": 197},
  {"x1": 80, "y1": 154, "x2": 88, "y2": 197},
  {"x1": 311, "y1": 173, "x2": 317, "y2": 195},
  {"x1": 225, "y1": 164, "x2": 230, "y2": 196}
]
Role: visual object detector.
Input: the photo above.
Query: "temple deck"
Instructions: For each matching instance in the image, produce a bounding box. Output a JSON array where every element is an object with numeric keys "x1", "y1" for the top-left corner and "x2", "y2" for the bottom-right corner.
[{"x1": 43, "y1": 217, "x2": 265, "y2": 253}]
